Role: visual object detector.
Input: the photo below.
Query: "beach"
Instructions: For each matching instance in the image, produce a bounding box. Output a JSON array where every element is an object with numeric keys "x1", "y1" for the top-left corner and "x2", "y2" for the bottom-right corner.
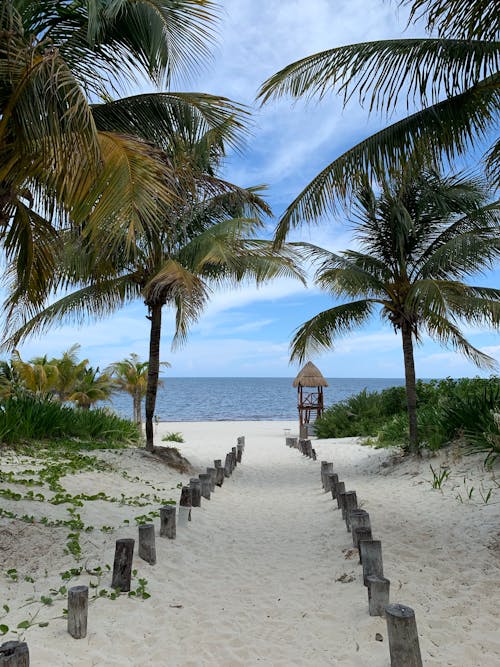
[{"x1": 1, "y1": 420, "x2": 499, "y2": 666}]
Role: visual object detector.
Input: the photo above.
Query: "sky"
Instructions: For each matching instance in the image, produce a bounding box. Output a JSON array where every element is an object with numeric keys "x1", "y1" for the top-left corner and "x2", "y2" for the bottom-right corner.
[{"x1": 11, "y1": 0, "x2": 500, "y2": 378}]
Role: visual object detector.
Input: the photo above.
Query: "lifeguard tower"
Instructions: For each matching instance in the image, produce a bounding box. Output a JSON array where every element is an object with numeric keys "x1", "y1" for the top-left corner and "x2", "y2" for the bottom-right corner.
[{"x1": 293, "y1": 361, "x2": 328, "y2": 438}]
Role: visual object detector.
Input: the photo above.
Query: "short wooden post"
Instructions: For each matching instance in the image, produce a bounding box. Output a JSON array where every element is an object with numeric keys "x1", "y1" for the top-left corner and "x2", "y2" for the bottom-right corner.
[
  {"x1": 286, "y1": 437, "x2": 297, "y2": 447},
  {"x1": 351, "y1": 511, "x2": 371, "y2": 547},
  {"x1": 178, "y1": 505, "x2": 190, "y2": 528},
  {"x1": 160, "y1": 504, "x2": 176, "y2": 539},
  {"x1": 199, "y1": 473, "x2": 211, "y2": 500},
  {"x1": 367, "y1": 575, "x2": 390, "y2": 616},
  {"x1": 334, "y1": 481, "x2": 345, "y2": 507},
  {"x1": 356, "y1": 528, "x2": 373, "y2": 562},
  {"x1": 320, "y1": 461, "x2": 332, "y2": 488},
  {"x1": 138, "y1": 523, "x2": 156, "y2": 565},
  {"x1": 189, "y1": 478, "x2": 201, "y2": 507},
  {"x1": 305, "y1": 441, "x2": 313, "y2": 458},
  {"x1": 237, "y1": 444, "x2": 244, "y2": 462},
  {"x1": 206, "y1": 467, "x2": 216, "y2": 492},
  {"x1": 111, "y1": 538, "x2": 134, "y2": 592},
  {"x1": 179, "y1": 486, "x2": 192, "y2": 521},
  {"x1": 385, "y1": 604, "x2": 423, "y2": 667},
  {"x1": 67, "y1": 585, "x2": 88, "y2": 638},
  {"x1": 237, "y1": 436, "x2": 245, "y2": 448},
  {"x1": 342, "y1": 490, "x2": 358, "y2": 522},
  {"x1": 231, "y1": 446, "x2": 238, "y2": 466},
  {"x1": 215, "y1": 466, "x2": 225, "y2": 487},
  {"x1": 325, "y1": 471, "x2": 338, "y2": 494},
  {"x1": 0, "y1": 641, "x2": 29, "y2": 666},
  {"x1": 224, "y1": 453, "x2": 232, "y2": 477},
  {"x1": 360, "y1": 539, "x2": 384, "y2": 585},
  {"x1": 311, "y1": 448, "x2": 317, "y2": 460}
]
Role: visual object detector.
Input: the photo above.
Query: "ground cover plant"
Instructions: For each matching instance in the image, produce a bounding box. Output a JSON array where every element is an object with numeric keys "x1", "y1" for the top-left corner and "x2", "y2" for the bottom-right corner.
[{"x1": 315, "y1": 377, "x2": 500, "y2": 464}]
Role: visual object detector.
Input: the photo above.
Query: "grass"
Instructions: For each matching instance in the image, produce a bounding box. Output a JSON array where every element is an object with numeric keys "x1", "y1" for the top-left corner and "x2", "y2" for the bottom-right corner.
[{"x1": 161, "y1": 431, "x2": 184, "y2": 443}]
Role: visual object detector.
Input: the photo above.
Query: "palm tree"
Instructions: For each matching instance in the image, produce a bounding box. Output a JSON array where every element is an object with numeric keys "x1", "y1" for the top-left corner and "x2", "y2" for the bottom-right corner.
[
  {"x1": 10, "y1": 351, "x2": 60, "y2": 396},
  {"x1": 108, "y1": 353, "x2": 170, "y2": 425},
  {"x1": 50, "y1": 344, "x2": 89, "y2": 401},
  {"x1": 290, "y1": 169, "x2": 500, "y2": 451},
  {"x1": 4, "y1": 116, "x2": 305, "y2": 451},
  {"x1": 68, "y1": 367, "x2": 114, "y2": 410},
  {"x1": 1, "y1": 1, "x2": 245, "y2": 307},
  {"x1": 258, "y1": 0, "x2": 500, "y2": 244}
]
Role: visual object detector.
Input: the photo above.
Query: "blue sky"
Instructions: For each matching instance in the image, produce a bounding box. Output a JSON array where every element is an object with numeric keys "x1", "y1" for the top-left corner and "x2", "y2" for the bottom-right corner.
[{"x1": 13, "y1": 0, "x2": 500, "y2": 378}]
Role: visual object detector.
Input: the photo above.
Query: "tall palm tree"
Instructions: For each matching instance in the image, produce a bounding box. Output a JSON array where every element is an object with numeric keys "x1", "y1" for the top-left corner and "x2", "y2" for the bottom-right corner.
[
  {"x1": 108, "y1": 353, "x2": 170, "y2": 425},
  {"x1": 258, "y1": 0, "x2": 500, "y2": 244},
  {"x1": 50, "y1": 344, "x2": 89, "y2": 401},
  {"x1": 290, "y1": 169, "x2": 500, "y2": 451},
  {"x1": 4, "y1": 117, "x2": 305, "y2": 451},
  {"x1": 10, "y1": 350, "x2": 60, "y2": 396},
  {"x1": 68, "y1": 366, "x2": 114, "y2": 410}
]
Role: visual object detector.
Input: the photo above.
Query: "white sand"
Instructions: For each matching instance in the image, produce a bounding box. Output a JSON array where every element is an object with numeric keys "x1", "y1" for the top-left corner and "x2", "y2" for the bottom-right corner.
[{"x1": 1, "y1": 421, "x2": 499, "y2": 666}]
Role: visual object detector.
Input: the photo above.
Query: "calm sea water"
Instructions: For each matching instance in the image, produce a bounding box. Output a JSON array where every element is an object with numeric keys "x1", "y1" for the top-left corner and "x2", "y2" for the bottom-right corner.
[{"x1": 106, "y1": 377, "x2": 406, "y2": 422}]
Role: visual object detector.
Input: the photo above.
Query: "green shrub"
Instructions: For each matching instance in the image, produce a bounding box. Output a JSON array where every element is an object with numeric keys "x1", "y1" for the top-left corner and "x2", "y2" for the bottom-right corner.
[
  {"x1": 162, "y1": 432, "x2": 184, "y2": 443},
  {"x1": 0, "y1": 394, "x2": 141, "y2": 446}
]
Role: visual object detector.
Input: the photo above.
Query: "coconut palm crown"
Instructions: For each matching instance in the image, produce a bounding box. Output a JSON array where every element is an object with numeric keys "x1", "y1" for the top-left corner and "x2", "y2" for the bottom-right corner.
[{"x1": 290, "y1": 169, "x2": 500, "y2": 450}]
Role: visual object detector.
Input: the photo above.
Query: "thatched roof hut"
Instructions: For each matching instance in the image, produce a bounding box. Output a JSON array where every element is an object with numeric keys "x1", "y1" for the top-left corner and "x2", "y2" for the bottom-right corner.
[{"x1": 292, "y1": 361, "x2": 329, "y2": 388}]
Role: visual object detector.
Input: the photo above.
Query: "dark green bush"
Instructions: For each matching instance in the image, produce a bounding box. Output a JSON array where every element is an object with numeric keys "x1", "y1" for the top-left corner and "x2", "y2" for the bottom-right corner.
[
  {"x1": 0, "y1": 394, "x2": 141, "y2": 445},
  {"x1": 315, "y1": 377, "x2": 500, "y2": 463}
]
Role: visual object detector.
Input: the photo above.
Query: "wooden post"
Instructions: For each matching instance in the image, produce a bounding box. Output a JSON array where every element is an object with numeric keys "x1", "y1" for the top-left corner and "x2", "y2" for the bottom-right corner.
[
  {"x1": 385, "y1": 604, "x2": 423, "y2": 667},
  {"x1": 311, "y1": 448, "x2": 317, "y2": 461},
  {"x1": 237, "y1": 444, "x2": 244, "y2": 462},
  {"x1": 360, "y1": 539, "x2": 384, "y2": 585},
  {"x1": 206, "y1": 467, "x2": 216, "y2": 492},
  {"x1": 321, "y1": 461, "x2": 332, "y2": 487},
  {"x1": 305, "y1": 441, "x2": 313, "y2": 458},
  {"x1": 138, "y1": 524, "x2": 156, "y2": 565},
  {"x1": 178, "y1": 505, "x2": 190, "y2": 528},
  {"x1": 199, "y1": 473, "x2": 211, "y2": 500},
  {"x1": 231, "y1": 447, "x2": 238, "y2": 467},
  {"x1": 111, "y1": 538, "x2": 134, "y2": 592},
  {"x1": 286, "y1": 437, "x2": 297, "y2": 447},
  {"x1": 325, "y1": 471, "x2": 337, "y2": 494},
  {"x1": 367, "y1": 575, "x2": 390, "y2": 616},
  {"x1": 237, "y1": 436, "x2": 245, "y2": 448},
  {"x1": 356, "y1": 528, "x2": 373, "y2": 562},
  {"x1": 334, "y1": 481, "x2": 345, "y2": 507},
  {"x1": 189, "y1": 478, "x2": 201, "y2": 507},
  {"x1": 350, "y1": 511, "x2": 371, "y2": 547},
  {"x1": 67, "y1": 585, "x2": 88, "y2": 638},
  {"x1": 160, "y1": 504, "x2": 176, "y2": 539},
  {"x1": 0, "y1": 642, "x2": 29, "y2": 666},
  {"x1": 179, "y1": 486, "x2": 192, "y2": 521},
  {"x1": 224, "y1": 453, "x2": 232, "y2": 477},
  {"x1": 215, "y1": 466, "x2": 225, "y2": 487},
  {"x1": 342, "y1": 490, "x2": 358, "y2": 523}
]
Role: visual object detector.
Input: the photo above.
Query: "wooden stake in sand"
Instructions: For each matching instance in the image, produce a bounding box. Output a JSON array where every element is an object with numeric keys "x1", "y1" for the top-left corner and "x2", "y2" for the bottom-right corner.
[
  {"x1": 67, "y1": 585, "x2": 89, "y2": 638},
  {"x1": 356, "y1": 528, "x2": 373, "y2": 562},
  {"x1": 325, "y1": 471, "x2": 338, "y2": 494},
  {"x1": 199, "y1": 473, "x2": 211, "y2": 500},
  {"x1": 189, "y1": 478, "x2": 201, "y2": 507},
  {"x1": 350, "y1": 511, "x2": 371, "y2": 547},
  {"x1": 341, "y1": 490, "x2": 357, "y2": 522},
  {"x1": 179, "y1": 486, "x2": 192, "y2": 520},
  {"x1": 206, "y1": 467, "x2": 216, "y2": 492},
  {"x1": 237, "y1": 443, "x2": 244, "y2": 462},
  {"x1": 224, "y1": 453, "x2": 233, "y2": 477},
  {"x1": 0, "y1": 641, "x2": 29, "y2": 666},
  {"x1": 334, "y1": 481, "x2": 345, "y2": 507},
  {"x1": 231, "y1": 446, "x2": 238, "y2": 466},
  {"x1": 385, "y1": 604, "x2": 423, "y2": 667},
  {"x1": 138, "y1": 524, "x2": 156, "y2": 565},
  {"x1": 367, "y1": 575, "x2": 390, "y2": 616},
  {"x1": 111, "y1": 538, "x2": 135, "y2": 592},
  {"x1": 286, "y1": 437, "x2": 297, "y2": 447},
  {"x1": 360, "y1": 539, "x2": 384, "y2": 585},
  {"x1": 214, "y1": 460, "x2": 225, "y2": 487},
  {"x1": 160, "y1": 505, "x2": 177, "y2": 539}
]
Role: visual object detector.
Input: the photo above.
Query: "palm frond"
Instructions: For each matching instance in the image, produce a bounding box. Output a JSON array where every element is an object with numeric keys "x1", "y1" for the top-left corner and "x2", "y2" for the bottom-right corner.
[
  {"x1": 2, "y1": 276, "x2": 141, "y2": 351},
  {"x1": 258, "y1": 38, "x2": 499, "y2": 110},
  {"x1": 406, "y1": 0, "x2": 499, "y2": 41},
  {"x1": 273, "y1": 79, "x2": 499, "y2": 244},
  {"x1": 290, "y1": 300, "x2": 374, "y2": 362}
]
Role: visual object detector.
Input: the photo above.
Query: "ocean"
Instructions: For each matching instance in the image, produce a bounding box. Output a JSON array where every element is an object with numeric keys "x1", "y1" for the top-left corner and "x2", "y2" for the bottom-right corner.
[{"x1": 106, "y1": 377, "x2": 406, "y2": 422}]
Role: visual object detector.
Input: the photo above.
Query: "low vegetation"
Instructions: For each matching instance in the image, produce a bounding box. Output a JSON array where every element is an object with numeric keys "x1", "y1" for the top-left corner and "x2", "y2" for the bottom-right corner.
[
  {"x1": 0, "y1": 394, "x2": 141, "y2": 446},
  {"x1": 315, "y1": 377, "x2": 500, "y2": 465}
]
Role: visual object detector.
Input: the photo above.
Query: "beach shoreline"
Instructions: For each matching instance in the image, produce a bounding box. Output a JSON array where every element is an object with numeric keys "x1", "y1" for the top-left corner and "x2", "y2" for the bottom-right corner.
[{"x1": 0, "y1": 420, "x2": 499, "y2": 666}]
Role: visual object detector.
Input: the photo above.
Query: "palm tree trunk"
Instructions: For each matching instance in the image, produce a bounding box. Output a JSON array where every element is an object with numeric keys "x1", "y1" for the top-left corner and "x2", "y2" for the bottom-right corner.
[
  {"x1": 133, "y1": 391, "x2": 142, "y2": 426},
  {"x1": 145, "y1": 303, "x2": 162, "y2": 451},
  {"x1": 401, "y1": 321, "x2": 419, "y2": 452}
]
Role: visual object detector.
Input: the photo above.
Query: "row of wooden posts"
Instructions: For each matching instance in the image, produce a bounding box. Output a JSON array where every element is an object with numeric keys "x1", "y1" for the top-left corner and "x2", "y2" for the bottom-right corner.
[
  {"x1": 0, "y1": 438, "x2": 246, "y2": 667},
  {"x1": 286, "y1": 435, "x2": 423, "y2": 667}
]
